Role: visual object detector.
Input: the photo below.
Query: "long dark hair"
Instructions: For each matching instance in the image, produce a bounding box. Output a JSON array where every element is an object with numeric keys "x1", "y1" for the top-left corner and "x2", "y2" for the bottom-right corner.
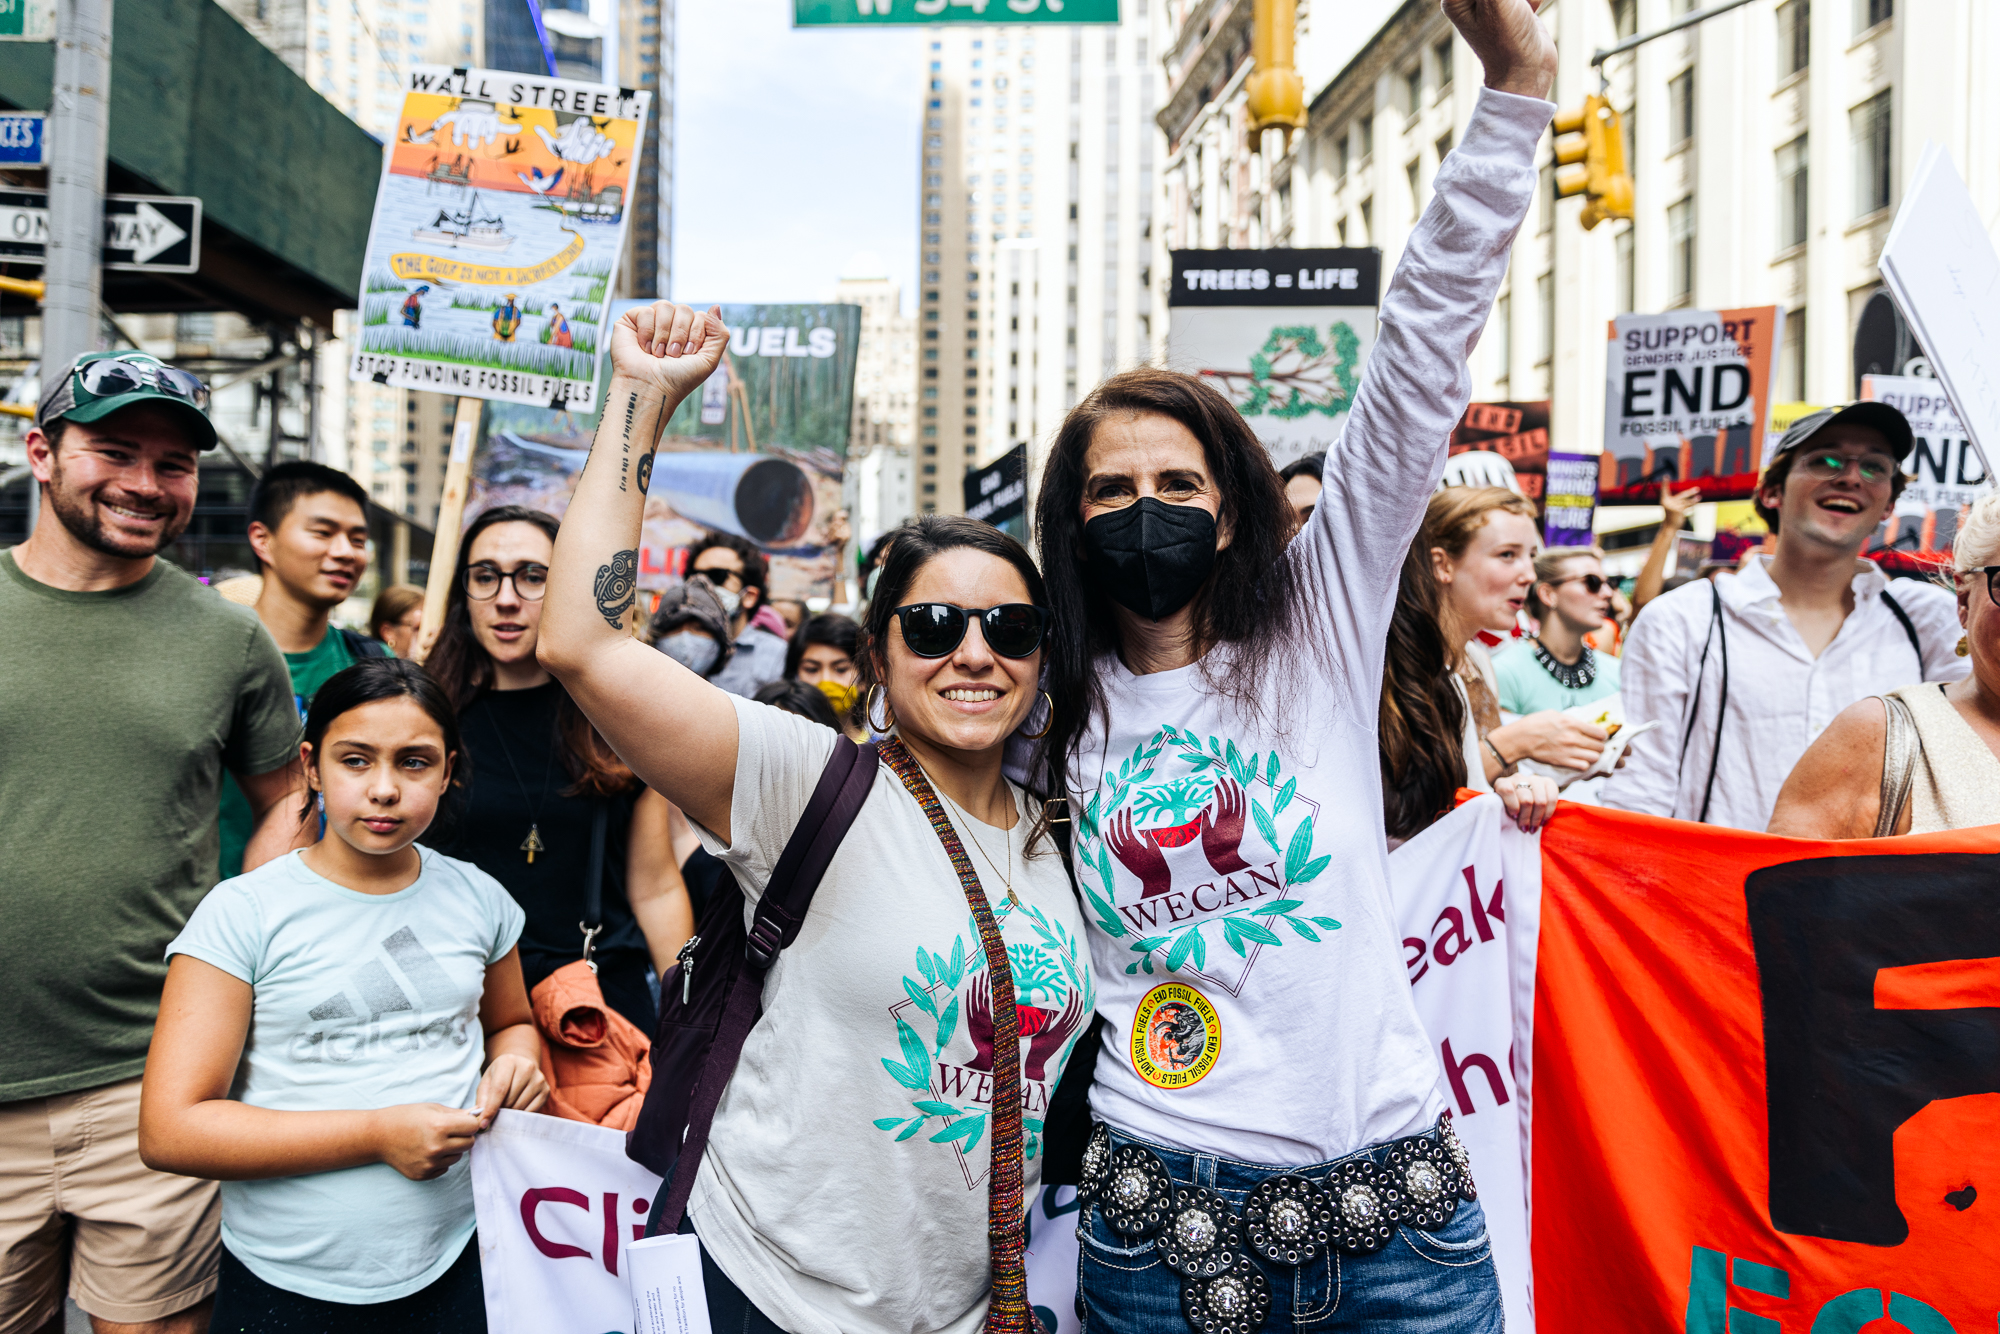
[
  {"x1": 300, "y1": 659, "x2": 462, "y2": 828},
  {"x1": 855, "y1": 515, "x2": 1066, "y2": 848},
  {"x1": 1034, "y1": 367, "x2": 1303, "y2": 785},
  {"x1": 784, "y1": 611, "x2": 860, "y2": 679},
  {"x1": 424, "y1": 504, "x2": 638, "y2": 799},
  {"x1": 1379, "y1": 542, "x2": 1469, "y2": 841}
]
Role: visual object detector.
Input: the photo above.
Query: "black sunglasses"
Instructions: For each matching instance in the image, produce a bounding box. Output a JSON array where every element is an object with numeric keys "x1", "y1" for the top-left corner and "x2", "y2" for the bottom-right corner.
[
  {"x1": 1552, "y1": 573, "x2": 1610, "y2": 595},
  {"x1": 892, "y1": 603, "x2": 1049, "y2": 659},
  {"x1": 78, "y1": 355, "x2": 211, "y2": 411}
]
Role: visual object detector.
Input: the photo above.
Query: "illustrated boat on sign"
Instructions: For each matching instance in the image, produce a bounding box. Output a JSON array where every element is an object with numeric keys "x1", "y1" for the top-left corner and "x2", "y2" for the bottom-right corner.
[{"x1": 412, "y1": 195, "x2": 514, "y2": 251}]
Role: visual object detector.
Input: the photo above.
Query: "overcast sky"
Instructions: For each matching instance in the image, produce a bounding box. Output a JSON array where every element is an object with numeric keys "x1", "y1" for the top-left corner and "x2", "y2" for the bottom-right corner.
[{"x1": 670, "y1": 5, "x2": 925, "y2": 313}]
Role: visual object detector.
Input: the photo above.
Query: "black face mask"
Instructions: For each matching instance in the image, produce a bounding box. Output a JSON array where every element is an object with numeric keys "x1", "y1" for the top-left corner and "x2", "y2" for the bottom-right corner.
[{"x1": 1082, "y1": 496, "x2": 1219, "y2": 622}]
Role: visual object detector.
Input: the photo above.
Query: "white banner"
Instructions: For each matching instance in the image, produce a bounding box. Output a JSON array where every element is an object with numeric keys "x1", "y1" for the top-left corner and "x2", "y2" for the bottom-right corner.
[
  {"x1": 472, "y1": 1109, "x2": 664, "y2": 1334},
  {"x1": 1863, "y1": 374, "x2": 1990, "y2": 510}
]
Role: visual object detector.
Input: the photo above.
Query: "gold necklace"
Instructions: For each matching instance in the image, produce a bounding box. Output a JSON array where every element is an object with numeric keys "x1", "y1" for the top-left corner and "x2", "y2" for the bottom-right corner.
[{"x1": 932, "y1": 778, "x2": 1020, "y2": 909}]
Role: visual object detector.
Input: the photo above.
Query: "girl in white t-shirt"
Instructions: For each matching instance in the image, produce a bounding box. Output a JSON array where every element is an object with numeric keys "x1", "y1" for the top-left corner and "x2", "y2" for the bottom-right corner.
[{"x1": 141, "y1": 658, "x2": 546, "y2": 1332}]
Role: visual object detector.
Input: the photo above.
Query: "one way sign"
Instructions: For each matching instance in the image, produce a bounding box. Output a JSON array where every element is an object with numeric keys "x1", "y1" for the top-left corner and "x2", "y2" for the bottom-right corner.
[{"x1": 0, "y1": 190, "x2": 201, "y2": 272}]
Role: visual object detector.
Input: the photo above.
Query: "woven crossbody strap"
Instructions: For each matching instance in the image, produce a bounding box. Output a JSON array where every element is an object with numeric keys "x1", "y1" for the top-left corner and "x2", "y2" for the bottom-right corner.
[{"x1": 878, "y1": 738, "x2": 1036, "y2": 1334}]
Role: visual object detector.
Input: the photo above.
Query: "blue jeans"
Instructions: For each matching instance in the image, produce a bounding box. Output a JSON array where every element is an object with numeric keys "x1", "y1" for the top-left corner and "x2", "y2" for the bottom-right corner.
[{"x1": 1076, "y1": 1125, "x2": 1502, "y2": 1334}]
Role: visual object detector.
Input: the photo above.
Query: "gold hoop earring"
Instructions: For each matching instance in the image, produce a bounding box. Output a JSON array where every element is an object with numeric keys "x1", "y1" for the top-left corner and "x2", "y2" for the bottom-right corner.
[
  {"x1": 867, "y1": 684, "x2": 897, "y2": 733},
  {"x1": 1958, "y1": 634, "x2": 1971, "y2": 657},
  {"x1": 1019, "y1": 689, "x2": 1054, "y2": 740}
]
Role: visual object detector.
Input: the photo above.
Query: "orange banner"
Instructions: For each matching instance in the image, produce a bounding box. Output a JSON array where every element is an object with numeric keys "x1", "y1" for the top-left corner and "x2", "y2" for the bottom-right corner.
[{"x1": 1533, "y1": 804, "x2": 2000, "y2": 1329}]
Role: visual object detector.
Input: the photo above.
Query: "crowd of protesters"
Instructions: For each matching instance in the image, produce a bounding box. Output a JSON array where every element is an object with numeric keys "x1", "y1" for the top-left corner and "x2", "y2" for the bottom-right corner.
[{"x1": 8, "y1": 3, "x2": 2000, "y2": 1332}]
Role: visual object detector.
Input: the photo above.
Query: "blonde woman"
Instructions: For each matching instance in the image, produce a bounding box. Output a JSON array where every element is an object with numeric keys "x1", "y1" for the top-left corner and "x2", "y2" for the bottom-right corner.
[{"x1": 1770, "y1": 492, "x2": 2000, "y2": 838}]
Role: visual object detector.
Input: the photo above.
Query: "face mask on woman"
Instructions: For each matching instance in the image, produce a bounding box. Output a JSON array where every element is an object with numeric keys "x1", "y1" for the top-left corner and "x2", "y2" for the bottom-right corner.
[
  {"x1": 1082, "y1": 496, "x2": 1219, "y2": 621},
  {"x1": 659, "y1": 630, "x2": 722, "y2": 677},
  {"x1": 816, "y1": 679, "x2": 861, "y2": 716}
]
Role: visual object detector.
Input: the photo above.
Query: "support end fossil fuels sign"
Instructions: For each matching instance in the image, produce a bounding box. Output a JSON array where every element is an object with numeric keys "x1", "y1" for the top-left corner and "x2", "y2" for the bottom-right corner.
[{"x1": 1166, "y1": 248, "x2": 1381, "y2": 470}]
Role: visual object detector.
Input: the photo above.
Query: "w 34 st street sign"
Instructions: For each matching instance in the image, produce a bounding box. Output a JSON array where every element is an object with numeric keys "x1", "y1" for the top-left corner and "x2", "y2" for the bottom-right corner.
[{"x1": 0, "y1": 190, "x2": 200, "y2": 272}]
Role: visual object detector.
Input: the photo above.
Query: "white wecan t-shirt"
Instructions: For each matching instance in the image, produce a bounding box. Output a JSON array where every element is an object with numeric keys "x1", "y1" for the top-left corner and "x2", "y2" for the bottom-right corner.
[{"x1": 1070, "y1": 87, "x2": 1553, "y2": 1168}]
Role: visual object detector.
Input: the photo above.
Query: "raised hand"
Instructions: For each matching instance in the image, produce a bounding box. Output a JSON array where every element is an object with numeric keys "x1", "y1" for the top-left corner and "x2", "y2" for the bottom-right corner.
[
  {"x1": 611, "y1": 301, "x2": 729, "y2": 408},
  {"x1": 1198, "y1": 778, "x2": 1253, "y2": 875},
  {"x1": 1443, "y1": 0, "x2": 1557, "y2": 100},
  {"x1": 1661, "y1": 483, "x2": 1703, "y2": 528},
  {"x1": 1106, "y1": 809, "x2": 1175, "y2": 901},
  {"x1": 964, "y1": 972, "x2": 996, "y2": 1073}
]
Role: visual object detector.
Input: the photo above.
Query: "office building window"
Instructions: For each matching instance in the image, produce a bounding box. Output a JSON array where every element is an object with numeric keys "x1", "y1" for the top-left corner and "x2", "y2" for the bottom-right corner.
[
  {"x1": 1407, "y1": 159, "x2": 1422, "y2": 212},
  {"x1": 1359, "y1": 197, "x2": 1372, "y2": 242},
  {"x1": 1779, "y1": 308, "x2": 1807, "y2": 402},
  {"x1": 1359, "y1": 114, "x2": 1373, "y2": 159},
  {"x1": 1777, "y1": 0, "x2": 1810, "y2": 77},
  {"x1": 1669, "y1": 69, "x2": 1695, "y2": 147},
  {"x1": 1855, "y1": 0, "x2": 1890, "y2": 33},
  {"x1": 1851, "y1": 89, "x2": 1892, "y2": 217},
  {"x1": 1538, "y1": 163, "x2": 1554, "y2": 234},
  {"x1": 1668, "y1": 197, "x2": 1696, "y2": 303},
  {"x1": 1405, "y1": 65, "x2": 1423, "y2": 115},
  {"x1": 1536, "y1": 272, "x2": 1554, "y2": 365},
  {"x1": 1435, "y1": 39, "x2": 1453, "y2": 92},
  {"x1": 1611, "y1": 0, "x2": 1637, "y2": 39},
  {"x1": 1776, "y1": 136, "x2": 1808, "y2": 250}
]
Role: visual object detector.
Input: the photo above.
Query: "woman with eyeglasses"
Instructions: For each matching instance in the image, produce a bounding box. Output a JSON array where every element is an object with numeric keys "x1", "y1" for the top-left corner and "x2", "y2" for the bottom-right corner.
[
  {"x1": 539, "y1": 303, "x2": 1092, "y2": 1334},
  {"x1": 1492, "y1": 546, "x2": 1622, "y2": 717},
  {"x1": 1769, "y1": 490, "x2": 2000, "y2": 838},
  {"x1": 424, "y1": 505, "x2": 692, "y2": 1038}
]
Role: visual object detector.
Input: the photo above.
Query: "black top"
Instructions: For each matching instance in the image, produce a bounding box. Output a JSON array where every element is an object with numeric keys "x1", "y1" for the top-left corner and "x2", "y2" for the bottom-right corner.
[{"x1": 439, "y1": 681, "x2": 647, "y2": 991}]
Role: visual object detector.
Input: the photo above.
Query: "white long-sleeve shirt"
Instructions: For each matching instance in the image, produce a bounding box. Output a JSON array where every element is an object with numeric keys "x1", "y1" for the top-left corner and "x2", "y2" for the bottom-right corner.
[{"x1": 1600, "y1": 555, "x2": 1966, "y2": 831}]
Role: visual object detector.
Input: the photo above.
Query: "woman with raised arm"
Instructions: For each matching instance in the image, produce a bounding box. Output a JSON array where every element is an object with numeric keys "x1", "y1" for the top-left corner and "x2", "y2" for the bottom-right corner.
[
  {"x1": 538, "y1": 304, "x2": 1093, "y2": 1334},
  {"x1": 1032, "y1": 3, "x2": 1555, "y2": 1329}
]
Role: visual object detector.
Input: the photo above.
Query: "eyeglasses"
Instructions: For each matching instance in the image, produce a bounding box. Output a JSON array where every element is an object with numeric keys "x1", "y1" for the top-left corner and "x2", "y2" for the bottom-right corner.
[
  {"x1": 77, "y1": 355, "x2": 210, "y2": 412},
  {"x1": 892, "y1": 603, "x2": 1049, "y2": 659},
  {"x1": 692, "y1": 564, "x2": 744, "y2": 589},
  {"x1": 1975, "y1": 567, "x2": 2000, "y2": 610},
  {"x1": 464, "y1": 562, "x2": 548, "y2": 601},
  {"x1": 1551, "y1": 573, "x2": 1610, "y2": 594},
  {"x1": 1795, "y1": 452, "x2": 1896, "y2": 484}
]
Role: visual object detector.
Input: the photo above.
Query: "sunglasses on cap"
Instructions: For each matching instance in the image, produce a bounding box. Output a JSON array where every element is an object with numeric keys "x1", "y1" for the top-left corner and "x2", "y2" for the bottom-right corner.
[
  {"x1": 891, "y1": 603, "x2": 1049, "y2": 659},
  {"x1": 1551, "y1": 573, "x2": 1610, "y2": 594},
  {"x1": 76, "y1": 354, "x2": 211, "y2": 411}
]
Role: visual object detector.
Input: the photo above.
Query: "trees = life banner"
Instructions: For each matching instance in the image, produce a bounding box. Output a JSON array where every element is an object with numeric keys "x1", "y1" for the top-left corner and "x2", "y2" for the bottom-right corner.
[
  {"x1": 1602, "y1": 308, "x2": 1782, "y2": 491},
  {"x1": 349, "y1": 67, "x2": 649, "y2": 411}
]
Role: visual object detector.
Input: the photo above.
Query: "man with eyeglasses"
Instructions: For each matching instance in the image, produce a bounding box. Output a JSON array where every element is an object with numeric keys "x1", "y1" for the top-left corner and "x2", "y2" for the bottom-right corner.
[
  {"x1": 0, "y1": 352, "x2": 307, "y2": 1332},
  {"x1": 686, "y1": 530, "x2": 791, "y2": 697},
  {"x1": 1604, "y1": 402, "x2": 1968, "y2": 830},
  {"x1": 215, "y1": 461, "x2": 386, "y2": 879}
]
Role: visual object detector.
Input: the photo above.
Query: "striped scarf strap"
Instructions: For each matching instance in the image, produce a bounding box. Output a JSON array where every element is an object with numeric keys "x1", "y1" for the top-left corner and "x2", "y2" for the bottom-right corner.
[{"x1": 878, "y1": 737, "x2": 1038, "y2": 1334}]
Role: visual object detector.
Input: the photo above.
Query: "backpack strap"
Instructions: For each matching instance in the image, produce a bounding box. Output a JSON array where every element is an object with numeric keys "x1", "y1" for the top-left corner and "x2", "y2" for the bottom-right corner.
[
  {"x1": 1880, "y1": 589, "x2": 1924, "y2": 668},
  {"x1": 579, "y1": 803, "x2": 608, "y2": 970},
  {"x1": 654, "y1": 737, "x2": 878, "y2": 1234}
]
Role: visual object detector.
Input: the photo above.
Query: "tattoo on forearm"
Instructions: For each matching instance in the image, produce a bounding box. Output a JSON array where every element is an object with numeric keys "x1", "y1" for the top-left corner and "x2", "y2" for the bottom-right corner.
[
  {"x1": 595, "y1": 549, "x2": 638, "y2": 630},
  {"x1": 616, "y1": 392, "x2": 640, "y2": 492},
  {"x1": 636, "y1": 450, "x2": 655, "y2": 495}
]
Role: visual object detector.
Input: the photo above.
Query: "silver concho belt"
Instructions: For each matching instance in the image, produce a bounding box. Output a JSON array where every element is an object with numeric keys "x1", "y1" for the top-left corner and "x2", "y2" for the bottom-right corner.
[{"x1": 1077, "y1": 1119, "x2": 1477, "y2": 1334}]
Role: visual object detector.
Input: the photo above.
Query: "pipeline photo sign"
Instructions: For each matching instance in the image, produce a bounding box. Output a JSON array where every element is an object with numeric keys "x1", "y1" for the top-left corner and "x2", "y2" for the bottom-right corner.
[
  {"x1": 349, "y1": 66, "x2": 651, "y2": 410},
  {"x1": 1602, "y1": 307, "x2": 1782, "y2": 491},
  {"x1": 465, "y1": 300, "x2": 862, "y2": 599}
]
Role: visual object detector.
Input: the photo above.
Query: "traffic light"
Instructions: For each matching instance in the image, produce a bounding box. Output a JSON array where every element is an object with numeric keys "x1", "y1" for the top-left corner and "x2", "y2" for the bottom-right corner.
[{"x1": 1552, "y1": 95, "x2": 1633, "y2": 230}]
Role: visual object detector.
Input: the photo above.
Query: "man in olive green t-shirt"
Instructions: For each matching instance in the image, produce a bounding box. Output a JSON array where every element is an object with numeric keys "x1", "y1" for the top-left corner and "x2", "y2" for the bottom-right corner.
[
  {"x1": 0, "y1": 353, "x2": 304, "y2": 1333},
  {"x1": 215, "y1": 460, "x2": 383, "y2": 877}
]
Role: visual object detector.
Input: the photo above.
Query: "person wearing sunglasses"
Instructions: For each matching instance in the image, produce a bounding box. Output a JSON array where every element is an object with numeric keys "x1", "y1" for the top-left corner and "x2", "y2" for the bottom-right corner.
[
  {"x1": 424, "y1": 506, "x2": 692, "y2": 1042},
  {"x1": 1770, "y1": 489, "x2": 2000, "y2": 838},
  {"x1": 1, "y1": 351, "x2": 310, "y2": 1334},
  {"x1": 539, "y1": 302, "x2": 1093, "y2": 1334},
  {"x1": 1604, "y1": 400, "x2": 1968, "y2": 831},
  {"x1": 1493, "y1": 546, "x2": 1622, "y2": 716}
]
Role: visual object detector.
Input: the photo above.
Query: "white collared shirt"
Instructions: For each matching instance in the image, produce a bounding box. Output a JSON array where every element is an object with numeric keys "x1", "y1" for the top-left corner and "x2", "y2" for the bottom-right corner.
[{"x1": 1601, "y1": 555, "x2": 1967, "y2": 831}]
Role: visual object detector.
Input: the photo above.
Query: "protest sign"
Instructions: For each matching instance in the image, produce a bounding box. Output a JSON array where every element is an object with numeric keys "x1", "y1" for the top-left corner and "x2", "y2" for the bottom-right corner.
[
  {"x1": 349, "y1": 67, "x2": 650, "y2": 411},
  {"x1": 471, "y1": 1109, "x2": 664, "y2": 1334},
  {"x1": 464, "y1": 300, "x2": 861, "y2": 601},
  {"x1": 1451, "y1": 400, "x2": 1550, "y2": 502},
  {"x1": 1167, "y1": 248, "x2": 1381, "y2": 469},
  {"x1": 1602, "y1": 308, "x2": 1782, "y2": 490},
  {"x1": 1879, "y1": 145, "x2": 2000, "y2": 487},
  {"x1": 1534, "y1": 805, "x2": 2000, "y2": 1329},
  {"x1": 963, "y1": 442, "x2": 1027, "y2": 532},
  {"x1": 1542, "y1": 450, "x2": 1600, "y2": 547},
  {"x1": 1863, "y1": 374, "x2": 1987, "y2": 557}
]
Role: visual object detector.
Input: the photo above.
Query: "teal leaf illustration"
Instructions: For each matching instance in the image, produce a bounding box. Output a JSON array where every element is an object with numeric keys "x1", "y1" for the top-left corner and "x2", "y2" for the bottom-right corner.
[
  {"x1": 915, "y1": 950, "x2": 938, "y2": 985},
  {"x1": 1294, "y1": 855, "x2": 1332, "y2": 885},
  {"x1": 1266, "y1": 752, "x2": 1281, "y2": 786},
  {"x1": 931, "y1": 1113, "x2": 987, "y2": 1151},
  {"x1": 1133, "y1": 775, "x2": 1214, "y2": 823},
  {"x1": 1311, "y1": 916, "x2": 1342, "y2": 930},
  {"x1": 1190, "y1": 927, "x2": 1208, "y2": 971},
  {"x1": 1260, "y1": 900, "x2": 1305, "y2": 915},
  {"x1": 874, "y1": 1116, "x2": 908, "y2": 1130},
  {"x1": 1225, "y1": 739, "x2": 1249, "y2": 785},
  {"x1": 1081, "y1": 791, "x2": 1102, "y2": 841},
  {"x1": 1222, "y1": 917, "x2": 1252, "y2": 957},
  {"x1": 903, "y1": 977, "x2": 938, "y2": 1018},
  {"x1": 947, "y1": 937, "x2": 966, "y2": 988},
  {"x1": 1285, "y1": 816, "x2": 1316, "y2": 884},
  {"x1": 1024, "y1": 1117, "x2": 1045, "y2": 1133},
  {"x1": 1208, "y1": 736, "x2": 1223, "y2": 756},
  {"x1": 1273, "y1": 776, "x2": 1297, "y2": 816},
  {"x1": 1252, "y1": 800, "x2": 1279, "y2": 852},
  {"x1": 1130, "y1": 935, "x2": 1169, "y2": 954},
  {"x1": 1286, "y1": 917, "x2": 1321, "y2": 942},
  {"x1": 1234, "y1": 917, "x2": 1282, "y2": 946},
  {"x1": 935, "y1": 995, "x2": 960, "y2": 1053},
  {"x1": 1141, "y1": 955, "x2": 1155, "y2": 974},
  {"x1": 895, "y1": 1116, "x2": 928, "y2": 1141},
  {"x1": 1165, "y1": 930, "x2": 1199, "y2": 973},
  {"x1": 897, "y1": 1017, "x2": 930, "y2": 1079},
  {"x1": 914, "y1": 1100, "x2": 961, "y2": 1117},
  {"x1": 1125, "y1": 961, "x2": 1142, "y2": 974},
  {"x1": 882, "y1": 1056, "x2": 931, "y2": 1091}
]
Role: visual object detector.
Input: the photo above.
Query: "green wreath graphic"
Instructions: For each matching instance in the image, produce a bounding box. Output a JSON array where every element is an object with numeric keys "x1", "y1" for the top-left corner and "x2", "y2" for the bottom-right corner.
[{"x1": 1204, "y1": 322, "x2": 1363, "y2": 421}]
